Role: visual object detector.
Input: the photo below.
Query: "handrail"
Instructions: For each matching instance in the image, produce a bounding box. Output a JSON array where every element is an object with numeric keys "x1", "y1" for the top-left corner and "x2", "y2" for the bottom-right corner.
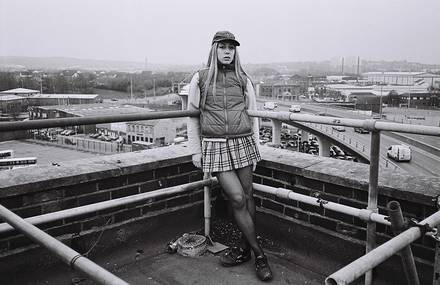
[
  {"x1": 2, "y1": 106, "x2": 439, "y2": 285},
  {"x1": 325, "y1": 209, "x2": 440, "y2": 285},
  {"x1": 0, "y1": 178, "x2": 218, "y2": 234},
  {"x1": 253, "y1": 184, "x2": 390, "y2": 226},
  {"x1": 0, "y1": 204, "x2": 129, "y2": 285},
  {"x1": 1, "y1": 109, "x2": 439, "y2": 137},
  {"x1": 0, "y1": 109, "x2": 200, "y2": 132},
  {"x1": 248, "y1": 110, "x2": 440, "y2": 136}
]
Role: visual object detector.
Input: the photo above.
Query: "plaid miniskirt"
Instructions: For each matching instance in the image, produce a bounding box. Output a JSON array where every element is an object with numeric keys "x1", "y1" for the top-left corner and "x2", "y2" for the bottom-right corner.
[{"x1": 202, "y1": 135, "x2": 261, "y2": 173}]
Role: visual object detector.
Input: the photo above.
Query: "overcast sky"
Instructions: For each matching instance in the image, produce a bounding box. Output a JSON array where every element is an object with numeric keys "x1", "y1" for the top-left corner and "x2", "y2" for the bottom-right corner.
[{"x1": 1, "y1": 0, "x2": 439, "y2": 65}]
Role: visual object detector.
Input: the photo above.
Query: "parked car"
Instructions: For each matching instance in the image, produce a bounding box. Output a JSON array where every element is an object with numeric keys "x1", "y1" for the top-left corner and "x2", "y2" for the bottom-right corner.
[
  {"x1": 387, "y1": 145, "x2": 411, "y2": 162},
  {"x1": 331, "y1": 146, "x2": 345, "y2": 156},
  {"x1": 354, "y1": 127, "x2": 369, "y2": 134},
  {"x1": 263, "y1": 101, "x2": 278, "y2": 110},
  {"x1": 289, "y1": 104, "x2": 301, "y2": 112},
  {"x1": 332, "y1": 126, "x2": 346, "y2": 132},
  {"x1": 280, "y1": 141, "x2": 287, "y2": 149},
  {"x1": 64, "y1": 130, "x2": 75, "y2": 136}
]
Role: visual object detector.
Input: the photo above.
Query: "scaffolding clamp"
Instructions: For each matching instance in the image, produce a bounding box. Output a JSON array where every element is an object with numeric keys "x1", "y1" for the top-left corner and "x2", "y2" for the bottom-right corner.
[
  {"x1": 432, "y1": 195, "x2": 440, "y2": 210},
  {"x1": 408, "y1": 218, "x2": 440, "y2": 242},
  {"x1": 316, "y1": 197, "x2": 328, "y2": 210}
]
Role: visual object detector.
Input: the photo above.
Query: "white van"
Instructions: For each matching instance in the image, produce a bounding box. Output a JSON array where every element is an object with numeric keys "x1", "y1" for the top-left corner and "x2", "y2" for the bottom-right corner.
[
  {"x1": 263, "y1": 102, "x2": 277, "y2": 110},
  {"x1": 387, "y1": 145, "x2": 411, "y2": 162},
  {"x1": 289, "y1": 104, "x2": 301, "y2": 112}
]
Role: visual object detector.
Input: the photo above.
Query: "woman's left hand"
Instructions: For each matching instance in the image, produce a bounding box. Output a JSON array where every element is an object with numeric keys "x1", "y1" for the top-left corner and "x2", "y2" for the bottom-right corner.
[{"x1": 192, "y1": 153, "x2": 202, "y2": 169}]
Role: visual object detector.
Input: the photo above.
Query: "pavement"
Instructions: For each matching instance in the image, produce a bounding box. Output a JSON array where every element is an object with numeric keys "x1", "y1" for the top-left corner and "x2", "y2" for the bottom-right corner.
[{"x1": 0, "y1": 139, "x2": 101, "y2": 165}]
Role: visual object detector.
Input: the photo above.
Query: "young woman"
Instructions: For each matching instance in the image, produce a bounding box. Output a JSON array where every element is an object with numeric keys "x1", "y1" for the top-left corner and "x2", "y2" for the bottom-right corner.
[{"x1": 187, "y1": 31, "x2": 273, "y2": 282}]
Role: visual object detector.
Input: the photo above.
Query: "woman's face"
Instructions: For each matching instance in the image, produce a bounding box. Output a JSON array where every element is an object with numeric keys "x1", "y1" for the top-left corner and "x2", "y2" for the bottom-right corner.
[{"x1": 217, "y1": 41, "x2": 236, "y2": 65}]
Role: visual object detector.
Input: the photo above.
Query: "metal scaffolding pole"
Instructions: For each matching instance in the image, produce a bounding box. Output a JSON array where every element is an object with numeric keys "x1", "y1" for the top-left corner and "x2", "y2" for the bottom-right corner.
[
  {"x1": 364, "y1": 130, "x2": 381, "y2": 285},
  {"x1": 0, "y1": 178, "x2": 217, "y2": 234},
  {"x1": 0, "y1": 204, "x2": 129, "y2": 285},
  {"x1": 325, "y1": 210, "x2": 440, "y2": 285},
  {"x1": 387, "y1": 201, "x2": 419, "y2": 285},
  {"x1": 252, "y1": 184, "x2": 390, "y2": 226}
]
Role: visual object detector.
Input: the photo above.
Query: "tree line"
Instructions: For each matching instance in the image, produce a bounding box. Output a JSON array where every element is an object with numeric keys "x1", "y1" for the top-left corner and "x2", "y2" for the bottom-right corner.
[{"x1": 0, "y1": 70, "x2": 188, "y2": 95}]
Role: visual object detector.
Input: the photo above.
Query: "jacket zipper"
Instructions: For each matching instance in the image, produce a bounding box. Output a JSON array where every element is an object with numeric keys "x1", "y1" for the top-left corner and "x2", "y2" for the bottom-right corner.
[{"x1": 223, "y1": 67, "x2": 228, "y2": 135}]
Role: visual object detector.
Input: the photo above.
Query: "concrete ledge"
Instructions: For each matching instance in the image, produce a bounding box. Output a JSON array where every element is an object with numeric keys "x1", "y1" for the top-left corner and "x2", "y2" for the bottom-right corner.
[
  {"x1": 0, "y1": 144, "x2": 193, "y2": 197},
  {"x1": 259, "y1": 145, "x2": 440, "y2": 206}
]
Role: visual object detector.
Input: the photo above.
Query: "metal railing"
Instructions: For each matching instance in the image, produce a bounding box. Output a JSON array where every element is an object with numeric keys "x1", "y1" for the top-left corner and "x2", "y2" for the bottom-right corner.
[
  {"x1": 1, "y1": 108, "x2": 440, "y2": 285},
  {"x1": 248, "y1": 110, "x2": 440, "y2": 285}
]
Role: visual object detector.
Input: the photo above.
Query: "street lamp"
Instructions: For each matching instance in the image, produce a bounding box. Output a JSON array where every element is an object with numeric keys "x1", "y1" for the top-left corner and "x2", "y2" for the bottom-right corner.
[{"x1": 379, "y1": 85, "x2": 383, "y2": 118}]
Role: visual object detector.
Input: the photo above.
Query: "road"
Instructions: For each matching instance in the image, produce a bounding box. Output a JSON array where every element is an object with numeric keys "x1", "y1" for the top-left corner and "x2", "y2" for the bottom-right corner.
[{"x1": 257, "y1": 100, "x2": 440, "y2": 177}]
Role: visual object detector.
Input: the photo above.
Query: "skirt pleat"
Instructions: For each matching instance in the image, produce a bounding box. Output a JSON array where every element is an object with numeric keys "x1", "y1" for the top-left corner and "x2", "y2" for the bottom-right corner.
[{"x1": 202, "y1": 135, "x2": 261, "y2": 173}]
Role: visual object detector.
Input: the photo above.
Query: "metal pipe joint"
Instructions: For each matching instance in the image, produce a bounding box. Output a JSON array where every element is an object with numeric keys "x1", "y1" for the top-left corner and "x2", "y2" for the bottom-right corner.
[
  {"x1": 358, "y1": 209, "x2": 374, "y2": 222},
  {"x1": 362, "y1": 119, "x2": 377, "y2": 131},
  {"x1": 276, "y1": 188, "x2": 291, "y2": 200}
]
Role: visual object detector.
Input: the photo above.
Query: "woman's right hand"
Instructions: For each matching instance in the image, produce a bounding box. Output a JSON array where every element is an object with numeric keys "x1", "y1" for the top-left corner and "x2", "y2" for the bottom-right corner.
[{"x1": 192, "y1": 153, "x2": 202, "y2": 169}]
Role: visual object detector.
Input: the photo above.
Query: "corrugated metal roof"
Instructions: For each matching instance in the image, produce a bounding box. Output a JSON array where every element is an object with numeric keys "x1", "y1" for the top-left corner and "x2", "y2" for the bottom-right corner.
[
  {"x1": 30, "y1": 94, "x2": 99, "y2": 99},
  {"x1": 0, "y1": 88, "x2": 40, "y2": 94},
  {"x1": 35, "y1": 103, "x2": 150, "y2": 117},
  {"x1": 0, "y1": 95, "x2": 24, "y2": 101}
]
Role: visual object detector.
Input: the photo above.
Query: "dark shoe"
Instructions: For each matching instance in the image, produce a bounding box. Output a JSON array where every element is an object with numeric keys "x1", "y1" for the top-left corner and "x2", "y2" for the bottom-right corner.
[
  {"x1": 255, "y1": 255, "x2": 273, "y2": 281},
  {"x1": 220, "y1": 246, "x2": 252, "y2": 267}
]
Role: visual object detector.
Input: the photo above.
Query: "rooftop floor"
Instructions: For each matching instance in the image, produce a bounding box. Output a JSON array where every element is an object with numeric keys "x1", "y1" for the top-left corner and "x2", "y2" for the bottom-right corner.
[{"x1": 3, "y1": 211, "x2": 329, "y2": 285}]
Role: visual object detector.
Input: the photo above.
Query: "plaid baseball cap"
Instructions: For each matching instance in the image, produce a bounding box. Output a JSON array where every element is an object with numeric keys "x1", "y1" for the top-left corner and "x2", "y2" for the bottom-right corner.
[{"x1": 212, "y1": 31, "x2": 240, "y2": 46}]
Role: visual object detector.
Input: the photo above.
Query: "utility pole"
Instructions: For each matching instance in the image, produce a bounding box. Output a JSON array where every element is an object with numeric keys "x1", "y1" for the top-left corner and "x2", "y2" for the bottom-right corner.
[
  {"x1": 356, "y1": 56, "x2": 360, "y2": 82},
  {"x1": 130, "y1": 74, "x2": 133, "y2": 101},
  {"x1": 153, "y1": 78, "x2": 156, "y2": 97},
  {"x1": 341, "y1": 57, "x2": 344, "y2": 75},
  {"x1": 380, "y1": 85, "x2": 383, "y2": 117}
]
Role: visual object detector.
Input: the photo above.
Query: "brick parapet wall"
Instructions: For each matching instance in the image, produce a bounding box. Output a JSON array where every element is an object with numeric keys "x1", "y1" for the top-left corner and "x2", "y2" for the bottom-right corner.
[
  {"x1": 0, "y1": 144, "x2": 439, "y2": 271},
  {"x1": 0, "y1": 144, "x2": 209, "y2": 256},
  {"x1": 255, "y1": 146, "x2": 440, "y2": 267}
]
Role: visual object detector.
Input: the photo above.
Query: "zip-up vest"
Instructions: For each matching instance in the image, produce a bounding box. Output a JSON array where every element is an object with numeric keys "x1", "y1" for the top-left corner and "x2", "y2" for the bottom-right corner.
[{"x1": 198, "y1": 66, "x2": 252, "y2": 138}]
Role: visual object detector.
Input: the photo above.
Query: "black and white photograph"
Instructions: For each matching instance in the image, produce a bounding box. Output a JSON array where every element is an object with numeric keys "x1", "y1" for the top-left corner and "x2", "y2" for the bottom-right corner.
[{"x1": 1, "y1": 0, "x2": 440, "y2": 284}]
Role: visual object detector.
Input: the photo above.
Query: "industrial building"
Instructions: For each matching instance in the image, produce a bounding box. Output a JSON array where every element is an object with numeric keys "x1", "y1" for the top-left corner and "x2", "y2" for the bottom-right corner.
[
  {"x1": 0, "y1": 88, "x2": 40, "y2": 97},
  {"x1": 27, "y1": 94, "x2": 102, "y2": 106},
  {"x1": 29, "y1": 103, "x2": 150, "y2": 135},
  {"x1": 363, "y1": 72, "x2": 440, "y2": 87},
  {"x1": 126, "y1": 119, "x2": 176, "y2": 146}
]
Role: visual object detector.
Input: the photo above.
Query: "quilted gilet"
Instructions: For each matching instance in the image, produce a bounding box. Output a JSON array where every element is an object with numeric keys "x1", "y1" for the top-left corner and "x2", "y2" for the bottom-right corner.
[{"x1": 198, "y1": 65, "x2": 252, "y2": 138}]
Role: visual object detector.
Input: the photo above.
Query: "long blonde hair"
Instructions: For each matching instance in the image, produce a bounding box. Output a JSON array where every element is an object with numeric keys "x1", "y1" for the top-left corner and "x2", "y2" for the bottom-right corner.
[{"x1": 202, "y1": 42, "x2": 251, "y2": 106}]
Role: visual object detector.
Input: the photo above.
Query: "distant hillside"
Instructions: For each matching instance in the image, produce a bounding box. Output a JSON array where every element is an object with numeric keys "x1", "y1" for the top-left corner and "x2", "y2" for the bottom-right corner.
[
  {"x1": 0, "y1": 56, "x2": 199, "y2": 72},
  {"x1": 1, "y1": 56, "x2": 439, "y2": 75}
]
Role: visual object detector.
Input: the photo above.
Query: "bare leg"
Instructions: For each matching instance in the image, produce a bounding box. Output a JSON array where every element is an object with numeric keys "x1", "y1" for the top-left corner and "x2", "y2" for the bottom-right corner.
[
  {"x1": 216, "y1": 170, "x2": 263, "y2": 257},
  {"x1": 237, "y1": 165, "x2": 255, "y2": 251}
]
